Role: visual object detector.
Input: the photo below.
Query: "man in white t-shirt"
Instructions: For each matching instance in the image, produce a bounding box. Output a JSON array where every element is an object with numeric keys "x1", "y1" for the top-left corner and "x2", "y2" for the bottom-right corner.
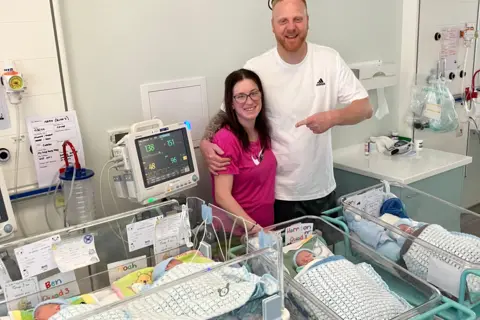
[{"x1": 200, "y1": 0, "x2": 372, "y2": 224}]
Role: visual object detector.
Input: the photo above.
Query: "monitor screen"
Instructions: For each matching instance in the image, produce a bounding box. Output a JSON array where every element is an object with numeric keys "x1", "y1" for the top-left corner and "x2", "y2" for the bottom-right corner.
[{"x1": 135, "y1": 128, "x2": 194, "y2": 189}]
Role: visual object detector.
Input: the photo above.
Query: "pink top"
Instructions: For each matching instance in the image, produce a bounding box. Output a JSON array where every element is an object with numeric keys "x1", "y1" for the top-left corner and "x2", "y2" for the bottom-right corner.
[{"x1": 212, "y1": 128, "x2": 276, "y2": 228}]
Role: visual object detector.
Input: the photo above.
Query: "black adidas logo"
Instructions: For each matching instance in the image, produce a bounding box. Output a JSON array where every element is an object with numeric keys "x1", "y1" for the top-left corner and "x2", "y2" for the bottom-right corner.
[{"x1": 316, "y1": 78, "x2": 325, "y2": 86}]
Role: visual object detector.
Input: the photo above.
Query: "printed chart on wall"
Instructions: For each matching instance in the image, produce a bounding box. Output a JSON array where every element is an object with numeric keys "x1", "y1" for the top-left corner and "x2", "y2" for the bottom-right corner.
[
  {"x1": 26, "y1": 111, "x2": 85, "y2": 188},
  {"x1": 440, "y1": 27, "x2": 460, "y2": 72}
]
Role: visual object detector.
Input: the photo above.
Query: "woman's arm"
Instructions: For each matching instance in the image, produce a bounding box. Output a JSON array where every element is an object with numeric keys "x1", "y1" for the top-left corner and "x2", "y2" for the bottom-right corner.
[{"x1": 214, "y1": 174, "x2": 257, "y2": 226}]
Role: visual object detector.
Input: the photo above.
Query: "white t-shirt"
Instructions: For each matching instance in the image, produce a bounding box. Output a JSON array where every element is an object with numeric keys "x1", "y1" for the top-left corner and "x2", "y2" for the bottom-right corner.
[{"x1": 222, "y1": 42, "x2": 368, "y2": 201}]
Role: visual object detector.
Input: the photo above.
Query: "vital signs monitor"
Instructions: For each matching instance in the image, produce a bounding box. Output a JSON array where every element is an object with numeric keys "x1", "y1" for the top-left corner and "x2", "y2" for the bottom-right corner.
[{"x1": 114, "y1": 119, "x2": 199, "y2": 205}]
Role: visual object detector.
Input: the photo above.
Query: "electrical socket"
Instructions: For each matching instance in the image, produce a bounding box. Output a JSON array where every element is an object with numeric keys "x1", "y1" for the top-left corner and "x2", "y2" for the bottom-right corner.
[{"x1": 107, "y1": 127, "x2": 130, "y2": 155}]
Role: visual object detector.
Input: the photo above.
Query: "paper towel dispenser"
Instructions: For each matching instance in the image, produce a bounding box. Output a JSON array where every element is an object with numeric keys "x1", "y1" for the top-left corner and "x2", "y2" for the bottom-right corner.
[
  {"x1": 349, "y1": 60, "x2": 397, "y2": 91},
  {"x1": 349, "y1": 60, "x2": 396, "y2": 80}
]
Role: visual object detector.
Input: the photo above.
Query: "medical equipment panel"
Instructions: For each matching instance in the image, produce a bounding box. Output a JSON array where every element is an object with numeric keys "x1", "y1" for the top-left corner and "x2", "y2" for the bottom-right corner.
[
  {"x1": 134, "y1": 127, "x2": 194, "y2": 189},
  {"x1": 114, "y1": 119, "x2": 200, "y2": 205},
  {"x1": 339, "y1": 180, "x2": 480, "y2": 315}
]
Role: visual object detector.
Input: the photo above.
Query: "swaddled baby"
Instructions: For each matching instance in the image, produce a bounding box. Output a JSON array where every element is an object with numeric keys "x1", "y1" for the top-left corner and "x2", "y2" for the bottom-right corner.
[
  {"x1": 292, "y1": 237, "x2": 335, "y2": 273},
  {"x1": 344, "y1": 197, "x2": 426, "y2": 262},
  {"x1": 290, "y1": 242, "x2": 412, "y2": 319},
  {"x1": 33, "y1": 299, "x2": 98, "y2": 320}
]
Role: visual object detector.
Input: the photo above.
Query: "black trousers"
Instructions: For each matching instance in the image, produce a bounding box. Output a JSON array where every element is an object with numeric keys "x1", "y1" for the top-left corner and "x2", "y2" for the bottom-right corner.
[{"x1": 274, "y1": 191, "x2": 341, "y2": 245}]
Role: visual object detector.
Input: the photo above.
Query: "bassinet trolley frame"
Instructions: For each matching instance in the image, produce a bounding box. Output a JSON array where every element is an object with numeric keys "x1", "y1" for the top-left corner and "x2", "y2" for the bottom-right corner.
[
  {"x1": 0, "y1": 197, "x2": 290, "y2": 319},
  {"x1": 230, "y1": 215, "x2": 476, "y2": 320}
]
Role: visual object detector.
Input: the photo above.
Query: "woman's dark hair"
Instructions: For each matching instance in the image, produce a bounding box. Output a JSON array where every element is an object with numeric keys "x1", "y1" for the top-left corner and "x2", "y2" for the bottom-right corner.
[{"x1": 223, "y1": 68, "x2": 271, "y2": 150}]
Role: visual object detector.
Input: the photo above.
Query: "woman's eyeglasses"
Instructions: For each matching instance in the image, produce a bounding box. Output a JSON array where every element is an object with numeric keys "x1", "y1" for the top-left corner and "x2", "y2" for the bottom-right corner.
[{"x1": 234, "y1": 90, "x2": 261, "y2": 104}]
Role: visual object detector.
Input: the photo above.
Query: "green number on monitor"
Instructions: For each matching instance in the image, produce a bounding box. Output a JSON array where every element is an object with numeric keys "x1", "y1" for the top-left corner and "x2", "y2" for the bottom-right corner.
[
  {"x1": 167, "y1": 139, "x2": 175, "y2": 147},
  {"x1": 145, "y1": 144, "x2": 155, "y2": 152},
  {"x1": 170, "y1": 157, "x2": 177, "y2": 164}
]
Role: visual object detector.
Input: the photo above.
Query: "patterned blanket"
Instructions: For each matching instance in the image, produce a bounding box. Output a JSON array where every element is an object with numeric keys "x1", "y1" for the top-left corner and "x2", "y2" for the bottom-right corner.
[
  {"x1": 51, "y1": 262, "x2": 274, "y2": 320},
  {"x1": 402, "y1": 224, "x2": 480, "y2": 294},
  {"x1": 293, "y1": 256, "x2": 411, "y2": 320}
]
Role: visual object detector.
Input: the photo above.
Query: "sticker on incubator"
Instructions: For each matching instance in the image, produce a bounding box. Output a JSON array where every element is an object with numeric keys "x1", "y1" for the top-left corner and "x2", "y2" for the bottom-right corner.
[
  {"x1": 4, "y1": 277, "x2": 41, "y2": 311},
  {"x1": 427, "y1": 256, "x2": 463, "y2": 298},
  {"x1": 154, "y1": 213, "x2": 185, "y2": 254},
  {"x1": 83, "y1": 234, "x2": 93, "y2": 244},
  {"x1": 423, "y1": 103, "x2": 442, "y2": 121},
  {"x1": 126, "y1": 217, "x2": 158, "y2": 252},
  {"x1": 51, "y1": 234, "x2": 100, "y2": 273},
  {"x1": 14, "y1": 235, "x2": 62, "y2": 279},
  {"x1": 107, "y1": 256, "x2": 148, "y2": 284}
]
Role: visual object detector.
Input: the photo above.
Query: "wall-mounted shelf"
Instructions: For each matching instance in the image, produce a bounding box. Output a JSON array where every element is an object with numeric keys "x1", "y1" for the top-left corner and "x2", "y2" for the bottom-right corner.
[{"x1": 361, "y1": 75, "x2": 398, "y2": 91}]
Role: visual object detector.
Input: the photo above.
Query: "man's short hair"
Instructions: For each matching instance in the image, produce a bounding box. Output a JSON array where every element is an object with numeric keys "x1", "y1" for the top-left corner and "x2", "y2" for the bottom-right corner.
[{"x1": 272, "y1": 0, "x2": 307, "y2": 9}]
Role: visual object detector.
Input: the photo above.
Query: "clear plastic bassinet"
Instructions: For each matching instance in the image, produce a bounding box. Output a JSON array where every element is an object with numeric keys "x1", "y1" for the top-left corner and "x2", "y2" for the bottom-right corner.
[
  {"x1": 0, "y1": 197, "x2": 290, "y2": 319},
  {"x1": 338, "y1": 180, "x2": 480, "y2": 317},
  {"x1": 230, "y1": 216, "x2": 475, "y2": 320}
]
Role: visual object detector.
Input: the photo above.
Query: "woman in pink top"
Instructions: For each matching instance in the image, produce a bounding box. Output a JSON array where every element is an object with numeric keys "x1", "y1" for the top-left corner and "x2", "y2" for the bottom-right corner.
[{"x1": 212, "y1": 68, "x2": 276, "y2": 232}]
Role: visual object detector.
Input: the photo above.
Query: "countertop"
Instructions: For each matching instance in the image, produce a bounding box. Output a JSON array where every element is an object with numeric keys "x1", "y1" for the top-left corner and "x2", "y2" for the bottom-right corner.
[{"x1": 333, "y1": 144, "x2": 473, "y2": 184}]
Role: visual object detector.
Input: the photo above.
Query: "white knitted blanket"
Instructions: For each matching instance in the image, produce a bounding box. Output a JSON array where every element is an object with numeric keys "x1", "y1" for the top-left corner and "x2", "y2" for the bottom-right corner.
[
  {"x1": 293, "y1": 256, "x2": 411, "y2": 320},
  {"x1": 403, "y1": 224, "x2": 480, "y2": 294},
  {"x1": 53, "y1": 263, "x2": 258, "y2": 320}
]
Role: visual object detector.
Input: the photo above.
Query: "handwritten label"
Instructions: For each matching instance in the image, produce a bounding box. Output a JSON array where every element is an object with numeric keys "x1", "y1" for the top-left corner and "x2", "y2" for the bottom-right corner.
[
  {"x1": 14, "y1": 235, "x2": 61, "y2": 279},
  {"x1": 154, "y1": 213, "x2": 185, "y2": 254},
  {"x1": 4, "y1": 277, "x2": 40, "y2": 311},
  {"x1": 285, "y1": 224, "x2": 303, "y2": 246},
  {"x1": 107, "y1": 256, "x2": 148, "y2": 284},
  {"x1": 126, "y1": 217, "x2": 158, "y2": 252},
  {"x1": 26, "y1": 111, "x2": 85, "y2": 188},
  {"x1": 52, "y1": 234, "x2": 100, "y2": 273},
  {"x1": 38, "y1": 271, "x2": 79, "y2": 301},
  {"x1": 284, "y1": 223, "x2": 314, "y2": 246},
  {"x1": 440, "y1": 27, "x2": 460, "y2": 71}
]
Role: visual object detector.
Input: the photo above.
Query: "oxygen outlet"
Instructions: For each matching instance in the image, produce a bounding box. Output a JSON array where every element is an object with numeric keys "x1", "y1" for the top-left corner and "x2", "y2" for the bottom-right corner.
[{"x1": 0, "y1": 149, "x2": 11, "y2": 163}]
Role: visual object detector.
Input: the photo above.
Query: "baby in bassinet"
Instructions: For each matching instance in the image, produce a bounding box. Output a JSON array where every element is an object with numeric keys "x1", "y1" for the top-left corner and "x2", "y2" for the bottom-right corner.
[
  {"x1": 34, "y1": 255, "x2": 278, "y2": 320},
  {"x1": 290, "y1": 244, "x2": 412, "y2": 320},
  {"x1": 345, "y1": 196, "x2": 480, "y2": 296}
]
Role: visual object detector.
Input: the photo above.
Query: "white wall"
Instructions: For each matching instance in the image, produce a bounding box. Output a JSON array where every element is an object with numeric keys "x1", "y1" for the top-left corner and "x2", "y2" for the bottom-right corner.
[
  {"x1": 0, "y1": 0, "x2": 66, "y2": 192},
  {"x1": 0, "y1": 0, "x2": 402, "y2": 237},
  {"x1": 56, "y1": 0, "x2": 401, "y2": 218},
  {"x1": 0, "y1": 0, "x2": 66, "y2": 237},
  {"x1": 403, "y1": 0, "x2": 480, "y2": 207}
]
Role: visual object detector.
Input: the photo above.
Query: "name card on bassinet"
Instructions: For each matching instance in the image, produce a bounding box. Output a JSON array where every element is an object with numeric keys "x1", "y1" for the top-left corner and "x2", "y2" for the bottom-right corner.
[{"x1": 285, "y1": 223, "x2": 313, "y2": 246}]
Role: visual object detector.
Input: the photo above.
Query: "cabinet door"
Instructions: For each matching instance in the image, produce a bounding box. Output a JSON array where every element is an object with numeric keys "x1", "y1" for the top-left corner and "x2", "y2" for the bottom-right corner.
[{"x1": 401, "y1": 167, "x2": 464, "y2": 232}]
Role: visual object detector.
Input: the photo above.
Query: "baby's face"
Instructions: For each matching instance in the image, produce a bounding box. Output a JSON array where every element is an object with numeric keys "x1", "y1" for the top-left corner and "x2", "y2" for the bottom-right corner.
[
  {"x1": 398, "y1": 224, "x2": 414, "y2": 234},
  {"x1": 166, "y1": 259, "x2": 183, "y2": 271},
  {"x1": 35, "y1": 304, "x2": 61, "y2": 320},
  {"x1": 296, "y1": 251, "x2": 314, "y2": 267}
]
